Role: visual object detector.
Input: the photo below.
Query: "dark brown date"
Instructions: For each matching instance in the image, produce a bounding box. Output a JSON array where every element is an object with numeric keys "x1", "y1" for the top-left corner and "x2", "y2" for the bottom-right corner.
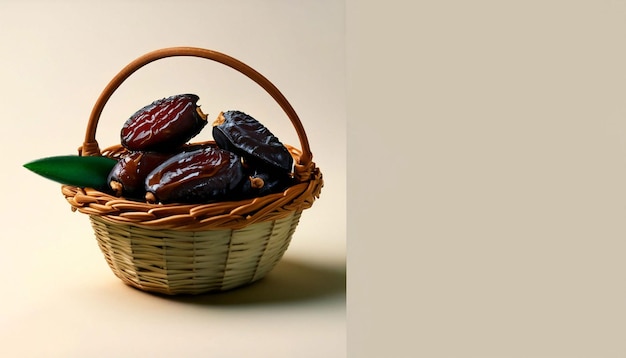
[
  {"x1": 107, "y1": 143, "x2": 218, "y2": 199},
  {"x1": 212, "y1": 111, "x2": 293, "y2": 173},
  {"x1": 145, "y1": 146, "x2": 245, "y2": 204},
  {"x1": 108, "y1": 151, "x2": 173, "y2": 199},
  {"x1": 121, "y1": 94, "x2": 208, "y2": 152},
  {"x1": 237, "y1": 168, "x2": 294, "y2": 199}
]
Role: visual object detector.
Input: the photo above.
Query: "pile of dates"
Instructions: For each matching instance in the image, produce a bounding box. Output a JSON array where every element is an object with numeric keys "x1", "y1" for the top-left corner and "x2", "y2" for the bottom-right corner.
[{"x1": 107, "y1": 93, "x2": 295, "y2": 204}]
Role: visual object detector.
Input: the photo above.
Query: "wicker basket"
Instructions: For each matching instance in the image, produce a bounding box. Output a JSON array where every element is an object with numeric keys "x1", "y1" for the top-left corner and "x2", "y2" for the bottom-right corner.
[{"x1": 61, "y1": 47, "x2": 323, "y2": 295}]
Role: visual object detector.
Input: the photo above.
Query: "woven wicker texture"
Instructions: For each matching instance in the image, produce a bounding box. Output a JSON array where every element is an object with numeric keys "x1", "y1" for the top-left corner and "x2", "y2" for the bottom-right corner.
[
  {"x1": 62, "y1": 47, "x2": 323, "y2": 294},
  {"x1": 90, "y1": 211, "x2": 301, "y2": 295}
]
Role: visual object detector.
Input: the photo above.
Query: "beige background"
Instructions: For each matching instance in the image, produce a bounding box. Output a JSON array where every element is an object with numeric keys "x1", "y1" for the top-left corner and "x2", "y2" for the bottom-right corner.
[
  {"x1": 349, "y1": 1, "x2": 626, "y2": 357},
  {"x1": 4, "y1": 0, "x2": 626, "y2": 357},
  {"x1": 0, "y1": 1, "x2": 345, "y2": 357}
]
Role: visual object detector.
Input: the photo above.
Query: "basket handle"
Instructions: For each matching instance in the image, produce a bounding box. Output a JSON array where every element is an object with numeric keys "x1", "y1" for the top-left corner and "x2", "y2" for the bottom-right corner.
[{"x1": 80, "y1": 46, "x2": 313, "y2": 169}]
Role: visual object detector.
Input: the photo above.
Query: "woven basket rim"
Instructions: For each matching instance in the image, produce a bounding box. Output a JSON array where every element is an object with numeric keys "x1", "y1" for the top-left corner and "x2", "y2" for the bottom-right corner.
[{"x1": 63, "y1": 143, "x2": 323, "y2": 231}]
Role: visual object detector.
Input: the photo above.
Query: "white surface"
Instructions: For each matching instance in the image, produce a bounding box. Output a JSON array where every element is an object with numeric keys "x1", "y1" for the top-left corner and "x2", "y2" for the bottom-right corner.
[{"x1": 0, "y1": 2, "x2": 345, "y2": 357}]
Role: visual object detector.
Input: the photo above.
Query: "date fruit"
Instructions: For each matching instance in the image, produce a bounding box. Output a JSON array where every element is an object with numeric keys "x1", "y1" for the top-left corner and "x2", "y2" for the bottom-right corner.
[
  {"x1": 108, "y1": 151, "x2": 173, "y2": 199},
  {"x1": 108, "y1": 144, "x2": 218, "y2": 199},
  {"x1": 121, "y1": 94, "x2": 208, "y2": 152},
  {"x1": 212, "y1": 111, "x2": 293, "y2": 173},
  {"x1": 238, "y1": 168, "x2": 294, "y2": 199},
  {"x1": 145, "y1": 146, "x2": 245, "y2": 204}
]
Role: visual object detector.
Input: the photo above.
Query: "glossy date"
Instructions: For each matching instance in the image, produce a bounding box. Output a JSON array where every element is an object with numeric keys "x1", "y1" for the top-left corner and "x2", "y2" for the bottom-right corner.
[
  {"x1": 121, "y1": 94, "x2": 208, "y2": 152},
  {"x1": 107, "y1": 143, "x2": 217, "y2": 199},
  {"x1": 237, "y1": 168, "x2": 295, "y2": 200},
  {"x1": 212, "y1": 111, "x2": 293, "y2": 173},
  {"x1": 145, "y1": 146, "x2": 245, "y2": 204},
  {"x1": 108, "y1": 151, "x2": 173, "y2": 199}
]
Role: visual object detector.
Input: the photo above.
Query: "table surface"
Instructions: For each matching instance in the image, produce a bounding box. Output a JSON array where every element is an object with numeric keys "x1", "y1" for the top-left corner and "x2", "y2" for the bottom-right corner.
[{"x1": 0, "y1": 194, "x2": 345, "y2": 358}]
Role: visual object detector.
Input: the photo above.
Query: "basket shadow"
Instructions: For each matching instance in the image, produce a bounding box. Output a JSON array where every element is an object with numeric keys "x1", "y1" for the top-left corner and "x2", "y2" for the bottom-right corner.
[{"x1": 150, "y1": 258, "x2": 346, "y2": 306}]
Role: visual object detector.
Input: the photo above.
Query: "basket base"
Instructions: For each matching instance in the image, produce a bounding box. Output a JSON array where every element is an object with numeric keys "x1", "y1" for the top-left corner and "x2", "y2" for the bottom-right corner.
[{"x1": 89, "y1": 211, "x2": 302, "y2": 295}]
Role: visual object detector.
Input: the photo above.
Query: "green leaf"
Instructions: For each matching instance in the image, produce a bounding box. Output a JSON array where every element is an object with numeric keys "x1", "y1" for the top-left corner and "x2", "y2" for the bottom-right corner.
[{"x1": 23, "y1": 155, "x2": 118, "y2": 189}]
